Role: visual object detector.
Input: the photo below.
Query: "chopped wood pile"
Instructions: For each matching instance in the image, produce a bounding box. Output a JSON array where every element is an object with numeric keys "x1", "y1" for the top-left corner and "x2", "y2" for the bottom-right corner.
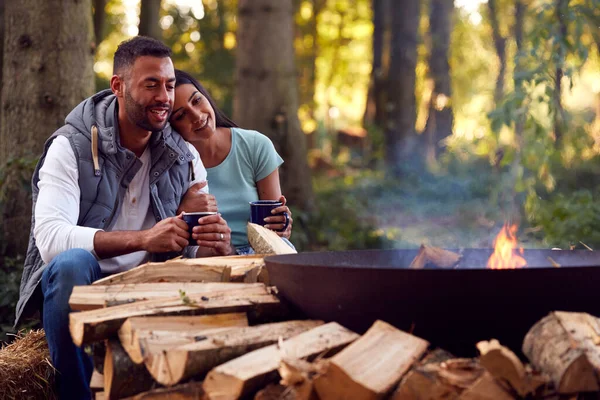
[{"x1": 67, "y1": 251, "x2": 600, "y2": 399}]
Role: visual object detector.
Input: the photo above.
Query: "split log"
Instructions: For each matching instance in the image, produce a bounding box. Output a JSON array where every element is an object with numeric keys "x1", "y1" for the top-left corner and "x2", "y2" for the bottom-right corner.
[
  {"x1": 70, "y1": 286, "x2": 284, "y2": 346},
  {"x1": 94, "y1": 263, "x2": 229, "y2": 286},
  {"x1": 392, "y1": 358, "x2": 511, "y2": 399},
  {"x1": 477, "y1": 339, "x2": 546, "y2": 396},
  {"x1": 247, "y1": 223, "x2": 297, "y2": 255},
  {"x1": 146, "y1": 320, "x2": 324, "y2": 386},
  {"x1": 122, "y1": 381, "x2": 205, "y2": 400},
  {"x1": 275, "y1": 357, "x2": 328, "y2": 400},
  {"x1": 91, "y1": 369, "x2": 104, "y2": 392},
  {"x1": 233, "y1": 264, "x2": 270, "y2": 285},
  {"x1": 93, "y1": 255, "x2": 265, "y2": 286},
  {"x1": 71, "y1": 282, "x2": 265, "y2": 311},
  {"x1": 314, "y1": 320, "x2": 429, "y2": 400},
  {"x1": 104, "y1": 339, "x2": 156, "y2": 400},
  {"x1": 228, "y1": 258, "x2": 269, "y2": 284},
  {"x1": 522, "y1": 311, "x2": 600, "y2": 394},
  {"x1": 203, "y1": 322, "x2": 359, "y2": 399},
  {"x1": 119, "y1": 313, "x2": 249, "y2": 364},
  {"x1": 409, "y1": 244, "x2": 461, "y2": 269}
]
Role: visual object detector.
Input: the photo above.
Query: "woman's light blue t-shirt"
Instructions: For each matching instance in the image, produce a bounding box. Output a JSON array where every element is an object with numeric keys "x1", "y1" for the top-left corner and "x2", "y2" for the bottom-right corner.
[{"x1": 207, "y1": 127, "x2": 283, "y2": 248}]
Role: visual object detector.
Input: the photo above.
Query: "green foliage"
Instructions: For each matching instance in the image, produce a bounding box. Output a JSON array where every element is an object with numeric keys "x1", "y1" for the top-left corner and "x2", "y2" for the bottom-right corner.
[
  {"x1": 178, "y1": 289, "x2": 198, "y2": 307},
  {"x1": 0, "y1": 255, "x2": 27, "y2": 343},
  {"x1": 526, "y1": 189, "x2": 600, "y2": 249},
  {"x1": 292, "y1": 172, "x2": 397, "y2": 252},
  {"x1": 0, "y1": 156, "x2": 38, "y2": 205},
  {"x1": 0, "y1": 156, "x2": 42, "y2": 342},
  {"x1": 162, "y1": 1, "x2": 237, "y2": 117},
  {"x1": 483, "y1": 0, "x2": 600, "y2": 235}
]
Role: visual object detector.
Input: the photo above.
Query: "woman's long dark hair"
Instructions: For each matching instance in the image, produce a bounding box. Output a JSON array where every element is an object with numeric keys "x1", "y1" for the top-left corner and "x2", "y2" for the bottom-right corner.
[{"x1": 174, "y1": 69, "x2": 238, "y2": 129}]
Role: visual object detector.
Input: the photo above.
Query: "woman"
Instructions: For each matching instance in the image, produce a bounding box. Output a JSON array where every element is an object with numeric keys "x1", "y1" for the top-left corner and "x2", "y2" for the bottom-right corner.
[{"x1": 170, "y1": 70, "x2": 293, "y2": 254}]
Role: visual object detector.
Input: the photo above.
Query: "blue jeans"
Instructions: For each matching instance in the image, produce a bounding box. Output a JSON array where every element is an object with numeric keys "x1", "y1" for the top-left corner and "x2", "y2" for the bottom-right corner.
[{"x1": 41, "y1": 248, "x2": 102, "y2": 400}]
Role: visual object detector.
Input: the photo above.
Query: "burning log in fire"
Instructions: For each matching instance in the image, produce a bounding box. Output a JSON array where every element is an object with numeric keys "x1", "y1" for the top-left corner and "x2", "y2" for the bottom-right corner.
[
  {"x1": 409, "y1": 244, "x2": 462, "y2": 269},
  {"x1": 487, "y1": 223, "x2": 527, "y2": 269}
]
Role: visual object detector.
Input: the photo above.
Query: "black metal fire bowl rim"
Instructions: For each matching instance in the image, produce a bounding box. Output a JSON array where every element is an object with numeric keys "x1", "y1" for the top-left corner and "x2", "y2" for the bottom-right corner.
[{"x1": 264, "y1": 248, "x2": 600, "y2": 270}]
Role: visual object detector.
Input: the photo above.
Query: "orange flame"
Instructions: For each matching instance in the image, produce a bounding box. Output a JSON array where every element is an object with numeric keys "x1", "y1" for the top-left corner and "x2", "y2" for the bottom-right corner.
[{"x1": 487, "y1": 223, "x2": 527, "y2": 269}]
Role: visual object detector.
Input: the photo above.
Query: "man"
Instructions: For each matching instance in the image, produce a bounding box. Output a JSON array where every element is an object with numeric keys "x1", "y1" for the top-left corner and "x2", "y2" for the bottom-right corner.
[{"x1": 15, "y1": 36, "x2": 233, "y2": 399}]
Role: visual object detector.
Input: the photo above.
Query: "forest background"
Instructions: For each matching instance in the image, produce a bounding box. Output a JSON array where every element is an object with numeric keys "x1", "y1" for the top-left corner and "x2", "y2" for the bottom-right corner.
[{"x1": 1, "y1": 0, "x2": 600, "y2": 339}]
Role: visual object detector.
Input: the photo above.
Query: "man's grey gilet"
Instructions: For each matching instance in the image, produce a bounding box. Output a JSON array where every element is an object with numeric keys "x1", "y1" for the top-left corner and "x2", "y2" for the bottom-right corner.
[{"x1": 15, "y1": 90, "x2": 194, "y2": 326}]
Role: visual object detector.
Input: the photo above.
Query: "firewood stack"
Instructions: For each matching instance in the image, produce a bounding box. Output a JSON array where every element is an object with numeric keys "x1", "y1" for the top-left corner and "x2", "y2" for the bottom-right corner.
[{"x1": 66, "y1": 233, "x2": 600, "y2": 399}]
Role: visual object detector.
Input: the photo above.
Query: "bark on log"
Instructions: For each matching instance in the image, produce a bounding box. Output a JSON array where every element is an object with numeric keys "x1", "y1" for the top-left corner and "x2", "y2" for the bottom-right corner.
[
  {"x1": 203, "y1": 322, "x2": 359, "y2": 399},
  {"x1": 146, "y1": 320, "x2": 323, "y2": 386},
  {"x1": 122, "y1": 381, "x2": 205, "y2": 400},
  {"x1": 314, "y1": 320, "x2": 429, "y2": 399},
  {"x1": 247, "y1": 223, "x2": 297, "y2": 255},
  {"x1": 104, "y1": 339, "x2": 156, "y2": 399},
  {"x1": 392, "y1": 358, "x2": 511, "y2": 399},
  {"x1": 119, "y1": 313, "x2": 249, "y2": 364},
  {"x1": 71, "y1": 282, "x2": 266, "y2": 311},
  {"x1": 93, "y1": 255, "x2": 265, "y2": 285},
  {"x1": 87, "y1": 341, "x2": 107, "y2": 374},
  {"x1": 70, "y1": 287, "x2": 283, "y2": 346},
  {"x1": 522, "y1": 311, "x2": 600, "y2": 394},
  {"x1": 255, "y1": 383, "x2": 316, "y2": 400}
]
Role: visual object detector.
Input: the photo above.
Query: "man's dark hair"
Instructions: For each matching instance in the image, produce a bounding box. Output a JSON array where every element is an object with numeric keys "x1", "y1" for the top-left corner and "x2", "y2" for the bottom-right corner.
[
  {"x1": 175, "y1": 69, "x2": 238, "y2": 129},
  {"x1": 113, "y1": 36, "x2": 172, "y2": 77}
]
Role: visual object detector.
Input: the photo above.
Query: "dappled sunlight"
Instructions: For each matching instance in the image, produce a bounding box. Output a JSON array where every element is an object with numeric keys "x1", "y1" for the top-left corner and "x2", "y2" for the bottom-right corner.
[{"x1": 90, "y1": 0, "x2": 600, "y2": 253}]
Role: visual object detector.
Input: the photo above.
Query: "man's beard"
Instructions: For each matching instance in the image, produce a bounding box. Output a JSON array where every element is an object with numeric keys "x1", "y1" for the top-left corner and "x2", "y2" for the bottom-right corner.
[{"x1": 124, "y1": 90, "x2": 170, "y2": 133}]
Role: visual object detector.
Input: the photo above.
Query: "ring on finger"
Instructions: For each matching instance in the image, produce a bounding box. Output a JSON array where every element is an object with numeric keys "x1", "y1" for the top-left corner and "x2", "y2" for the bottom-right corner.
[{"x1": 220, "y1": 233, "x2": 224, "y2": 241}]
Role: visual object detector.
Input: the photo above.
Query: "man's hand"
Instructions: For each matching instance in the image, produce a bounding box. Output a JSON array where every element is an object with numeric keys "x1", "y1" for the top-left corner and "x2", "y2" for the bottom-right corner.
[
  {"x1": 93, "y1": 214, "x2": 190, "y2": 259},
  {"x1": 142, "y1": 214, "x2": 189, "y2": 253},
  {"x1": 192, "y1": 214, "x2": 235, "y2": 256},
  {"x1": 264, "y1": 195, "x2": 293, "y2": 239},
  {"x1": 177, "y1": 181, "x2": 217, "y2": 213}
]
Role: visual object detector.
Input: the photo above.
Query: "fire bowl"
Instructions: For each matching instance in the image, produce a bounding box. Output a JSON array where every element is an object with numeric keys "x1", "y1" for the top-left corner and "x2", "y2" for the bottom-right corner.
[{"x1": 265, "y1": 248, "x2": 600, "y2": 356}]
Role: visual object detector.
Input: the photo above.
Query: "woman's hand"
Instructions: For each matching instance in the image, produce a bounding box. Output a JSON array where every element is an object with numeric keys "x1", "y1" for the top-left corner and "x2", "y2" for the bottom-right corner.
[
  {"x1": 264, "y1": 195, "x2": 293, "y2": 239},
  {"x1": 178, "y1": 181, "x2": 218, "y2": 213},
  {"x1": 192, "y1": 213, "x2": 235, "y2": 256}
]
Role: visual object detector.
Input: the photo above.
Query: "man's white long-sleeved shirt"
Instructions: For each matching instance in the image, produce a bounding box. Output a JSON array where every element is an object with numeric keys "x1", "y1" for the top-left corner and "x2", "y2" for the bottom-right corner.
[{"x1": 34, "y1": 135, "x2": 207, "y2": 274}]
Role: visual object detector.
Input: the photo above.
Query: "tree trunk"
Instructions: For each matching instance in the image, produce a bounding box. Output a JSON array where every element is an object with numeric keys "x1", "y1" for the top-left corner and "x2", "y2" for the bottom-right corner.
[
  {"x1": 512, "y1": 0, "x2": 525, "y2": 141},
  {"x1": 424, "y1": 0, "x2": 454, "y2": 161},
  {"x1": 553, "y1": 0, "x2": 568, "y2": 146},
  {"x1": 0, "y1": 0, "x2": 4, "y2": 146},
  {"x1": 0, "y1": 0, "x2": 95, "y2": 256},
  {"x1": 234, "y1": 0, "x2": 314, "y2": 211},
  {"x1": 305, "y1": 0, "x2": 325, "y2": 139},
  {"x1": 93, "y1": 0, "x2": 107, "y2": 48},
  {"x1": 138, "y1": 0, "x2": 162, "y2": 40},
  {"x1": 514, "y1": 0, "x2": 524, "y2": 63},
  {"x1": 363, "y1": 0, "x2": 388, "y2": 129},
  {"x1": 385, "y1": 0, "x2": 420, "y2": 177},
  {"x1": 293, "y1": 0, "x2": 325, "y2": 132},
  {"x1": 488, "y1": 0, "x2": 507, "y2": 106}
]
